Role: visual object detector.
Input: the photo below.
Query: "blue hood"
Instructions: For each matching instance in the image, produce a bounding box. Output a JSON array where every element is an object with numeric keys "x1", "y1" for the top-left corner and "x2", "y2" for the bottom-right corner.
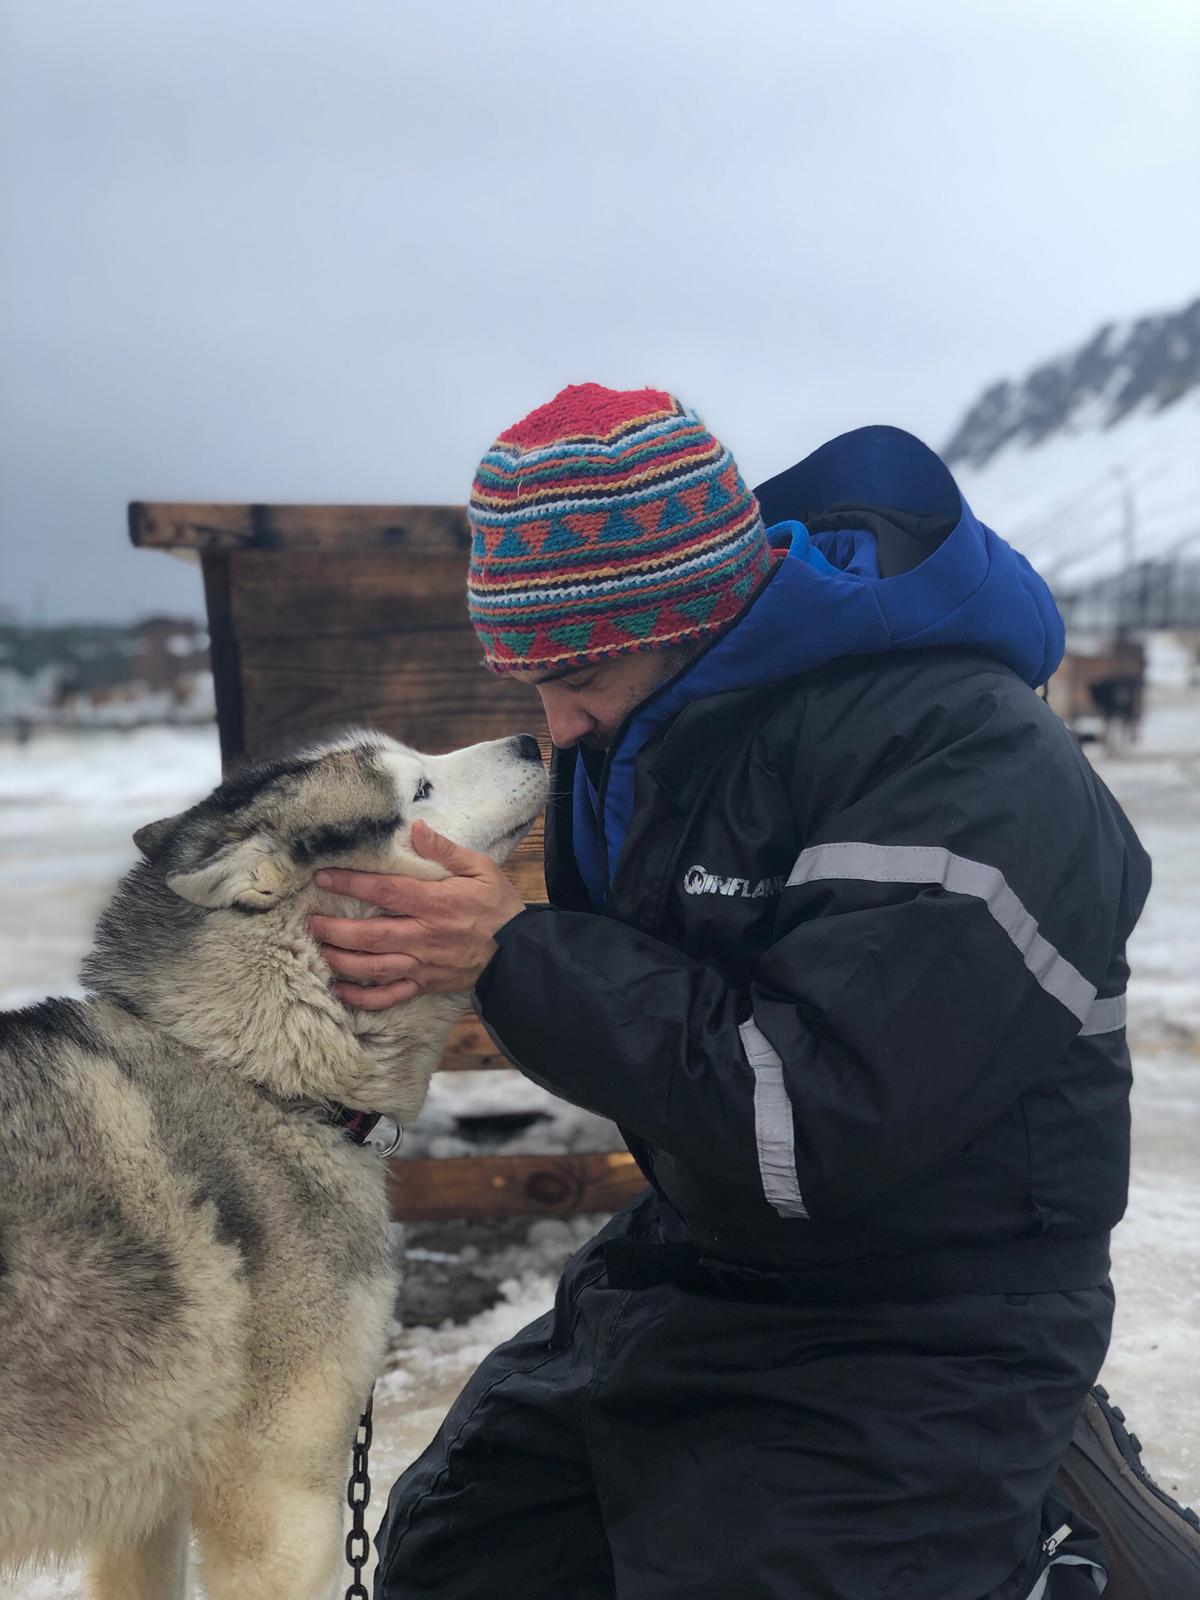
[{"x1": 572, "y1": 424, "x2": 1065, "y2": 908}]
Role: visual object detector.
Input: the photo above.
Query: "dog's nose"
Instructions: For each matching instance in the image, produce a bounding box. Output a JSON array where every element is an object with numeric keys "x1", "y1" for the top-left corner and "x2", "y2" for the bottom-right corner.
[{"x1": 512, "y1": 734, "x2": 544, "y2": 764}]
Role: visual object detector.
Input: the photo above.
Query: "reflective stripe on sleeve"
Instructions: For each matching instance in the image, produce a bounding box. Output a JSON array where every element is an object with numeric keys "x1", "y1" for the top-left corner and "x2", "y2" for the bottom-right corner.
[
  {"x1": 1079, "y1": 993, "x2": 1127, "y2": 1037},
  {"x1": 740, "y1": 847, "x2": 1124, "y2": 1221},
  {"x1": 738, "y1": 1016, "x2": 809, "y2": 1220},
  {"x1": 787, "y1": 842, "x2": 1098, "y2": 1026}
]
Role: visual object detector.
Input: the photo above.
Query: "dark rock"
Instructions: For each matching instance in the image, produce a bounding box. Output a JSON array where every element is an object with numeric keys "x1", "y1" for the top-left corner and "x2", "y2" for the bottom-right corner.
[{"x1": 943, "y1": 296, "x2": 1200, "y2": 470}]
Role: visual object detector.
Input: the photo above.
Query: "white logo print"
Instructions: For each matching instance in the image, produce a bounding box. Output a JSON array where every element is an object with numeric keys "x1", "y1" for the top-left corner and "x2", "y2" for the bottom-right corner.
[{"x1": 683, "y1": 865, "x2": 786, "y2": 899}]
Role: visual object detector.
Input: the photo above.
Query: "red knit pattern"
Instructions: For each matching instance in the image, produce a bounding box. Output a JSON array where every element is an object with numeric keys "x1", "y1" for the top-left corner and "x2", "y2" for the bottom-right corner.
[
  {"x1": 467, "y1": 383, "x2": 773, "y2": 672},
  {"x1": 497, "y1": 383, "x2": 677, "y2": 448}
]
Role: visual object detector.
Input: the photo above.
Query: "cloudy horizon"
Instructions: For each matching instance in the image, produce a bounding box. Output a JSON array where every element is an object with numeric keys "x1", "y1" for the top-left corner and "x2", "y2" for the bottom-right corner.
[{"x1": 2, "y1": 0, "x2": 1197, "y2": 623}]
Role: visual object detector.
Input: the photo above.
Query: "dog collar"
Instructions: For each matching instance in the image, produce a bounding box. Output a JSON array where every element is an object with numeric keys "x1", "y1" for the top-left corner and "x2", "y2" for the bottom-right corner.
[{"x1": 320, "y1": 1103, "x2": 404, "y2": 1157}]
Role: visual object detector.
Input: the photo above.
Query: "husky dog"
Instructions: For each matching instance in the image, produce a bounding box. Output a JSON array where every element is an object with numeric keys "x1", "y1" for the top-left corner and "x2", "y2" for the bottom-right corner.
[{"x1": 0, "y1": 730, "x2": 546, "y2": 1600}]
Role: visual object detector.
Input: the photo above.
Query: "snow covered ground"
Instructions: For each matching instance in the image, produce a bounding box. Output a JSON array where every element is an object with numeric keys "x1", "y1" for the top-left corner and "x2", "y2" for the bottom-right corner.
[{"x1": 2, "y1": 698, "x2": 1198, "y2": 1596}]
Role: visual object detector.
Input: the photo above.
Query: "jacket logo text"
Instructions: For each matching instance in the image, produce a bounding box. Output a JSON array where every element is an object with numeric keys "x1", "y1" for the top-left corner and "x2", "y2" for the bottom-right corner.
[{"x1": 683, "y1": 865, "x2": 786, "y2": 899}]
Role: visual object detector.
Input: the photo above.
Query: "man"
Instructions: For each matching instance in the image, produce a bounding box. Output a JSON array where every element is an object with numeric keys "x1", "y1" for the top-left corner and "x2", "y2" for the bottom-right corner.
[{"x1": 309, "y1": 386, "x2": 1200, "y2": 1598}]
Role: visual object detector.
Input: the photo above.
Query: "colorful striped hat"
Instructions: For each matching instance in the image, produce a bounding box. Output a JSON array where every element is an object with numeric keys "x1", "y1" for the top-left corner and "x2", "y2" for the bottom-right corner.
[{"x1": 467, "y1": 384, "x2": 773, "y2": 673}]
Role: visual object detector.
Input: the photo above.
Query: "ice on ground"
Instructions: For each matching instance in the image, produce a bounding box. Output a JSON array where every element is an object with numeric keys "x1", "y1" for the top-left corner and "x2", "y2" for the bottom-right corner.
[{"x1": 2, "y1": 691, "x2": 1199, "y2": 1597}]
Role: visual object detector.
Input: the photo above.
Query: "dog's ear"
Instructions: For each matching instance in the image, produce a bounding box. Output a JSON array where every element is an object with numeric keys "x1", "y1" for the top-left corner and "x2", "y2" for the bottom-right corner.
[
  {"x1": 165, "y1": 833, "x2": 300, "y2": 912},
  {"x1": 133, "y1": 814, "x2": 182, "y2": 862}
]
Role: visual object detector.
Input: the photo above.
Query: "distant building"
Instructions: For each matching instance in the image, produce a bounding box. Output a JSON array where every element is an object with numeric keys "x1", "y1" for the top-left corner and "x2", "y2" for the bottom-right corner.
[{"x1": 0, "y1": 617, "x2": 212, "y2": 727}]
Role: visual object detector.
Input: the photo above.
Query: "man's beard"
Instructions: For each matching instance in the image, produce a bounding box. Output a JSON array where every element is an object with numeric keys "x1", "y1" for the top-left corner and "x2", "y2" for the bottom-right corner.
[{"x1": 572, "y1": 647, "x2": 698, "y2": 753}]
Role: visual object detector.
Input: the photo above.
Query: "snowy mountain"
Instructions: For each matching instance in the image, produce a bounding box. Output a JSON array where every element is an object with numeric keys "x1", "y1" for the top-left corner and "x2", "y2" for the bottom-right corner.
[{"x1": 945, "y1": 298, "x2": 1200, "y2": 593}]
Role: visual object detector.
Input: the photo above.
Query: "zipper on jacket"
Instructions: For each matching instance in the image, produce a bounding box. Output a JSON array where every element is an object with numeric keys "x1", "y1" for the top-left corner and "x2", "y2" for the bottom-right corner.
[
  {"x1": 594, "y1": 749, "x2": 614, "y2": 898},
  {"x1": 590, "y1": 607, "x2": 788, "y2": 901},
  {"x1": 634, "y1": 690, "x2": 790, "y2": 936},
  {"x1": 592, "y1": 676, "x2": 679, "y2": 899},
  {"x1": 595, "y1": 705, "x2": 689, "y2": 919}
]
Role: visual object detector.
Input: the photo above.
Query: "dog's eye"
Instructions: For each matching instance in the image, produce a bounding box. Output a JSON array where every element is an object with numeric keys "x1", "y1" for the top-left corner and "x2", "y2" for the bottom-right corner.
[{"x1": 413, "y1": 778, "x2": 432, "y2": 802}]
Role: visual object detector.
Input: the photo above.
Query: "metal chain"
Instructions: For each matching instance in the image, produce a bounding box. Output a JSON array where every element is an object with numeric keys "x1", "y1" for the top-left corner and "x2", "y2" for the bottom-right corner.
[{"x1": 345, "y1": 1389, "x2": 374, "y2": 1600}]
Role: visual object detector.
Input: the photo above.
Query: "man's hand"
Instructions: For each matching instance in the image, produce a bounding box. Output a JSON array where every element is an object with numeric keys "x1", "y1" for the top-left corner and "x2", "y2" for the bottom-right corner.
[{"x1": 308, "y1": 819, "x2": 526, "y2": 1009}]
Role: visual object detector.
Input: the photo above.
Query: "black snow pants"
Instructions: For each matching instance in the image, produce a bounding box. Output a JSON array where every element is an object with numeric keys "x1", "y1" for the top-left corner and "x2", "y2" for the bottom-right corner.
[{"x1": 374, "y1": 1197, "x2": 1112, "y2": 1600}]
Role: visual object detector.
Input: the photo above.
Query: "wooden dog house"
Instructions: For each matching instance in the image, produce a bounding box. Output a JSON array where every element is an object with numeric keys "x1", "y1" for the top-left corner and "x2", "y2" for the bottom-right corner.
[{"x1": 129, "y1": 501, "x2": 646, "y2": 1222}]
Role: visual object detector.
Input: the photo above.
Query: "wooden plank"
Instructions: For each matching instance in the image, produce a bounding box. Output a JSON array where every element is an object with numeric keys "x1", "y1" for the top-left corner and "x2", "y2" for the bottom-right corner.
[
  {"x1": 129, "y1": 501, "x2": 470, "y2": 555},
  {"x1": 227, "y1": 550, "x2": 470, "y2": 639},
  {"x1": 201, "y1": 553, "x2": 246, "y2": 766},
  {"x1": 440, "y1": 1013, "x2": 518, "y2": 1071},
  {"x1": 386, "y1": 1151, "x2": 646, "y2": 1221},
  {"x1": 238, "y1": 631, "x2": 545, "y2": 755},
  {"x1": 506, "y1": 826, "x2": 548, "y2": 904}
]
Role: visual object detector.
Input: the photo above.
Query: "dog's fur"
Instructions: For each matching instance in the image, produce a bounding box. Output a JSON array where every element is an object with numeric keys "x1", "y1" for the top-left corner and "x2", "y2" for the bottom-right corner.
[{"x1": 0, "y1": 730, "x2": 546, "y2": 1600}]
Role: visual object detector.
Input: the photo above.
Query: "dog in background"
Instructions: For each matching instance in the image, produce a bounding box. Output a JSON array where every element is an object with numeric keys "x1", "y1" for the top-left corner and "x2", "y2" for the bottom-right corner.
[{"x1": 0, "y1": 730, "x2": 546, "y2": 1600}]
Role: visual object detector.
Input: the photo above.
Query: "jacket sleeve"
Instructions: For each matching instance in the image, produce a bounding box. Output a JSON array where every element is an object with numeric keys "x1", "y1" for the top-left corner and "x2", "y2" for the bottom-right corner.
[{"x1": 473, "y1": 690, "x2": 1133, "y2": 1219}]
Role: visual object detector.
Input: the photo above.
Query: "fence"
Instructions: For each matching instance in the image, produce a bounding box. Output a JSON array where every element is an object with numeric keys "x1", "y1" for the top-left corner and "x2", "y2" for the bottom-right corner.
[{"x1": 1057, "y1": 557, "x2": 1200, "y2": 636}]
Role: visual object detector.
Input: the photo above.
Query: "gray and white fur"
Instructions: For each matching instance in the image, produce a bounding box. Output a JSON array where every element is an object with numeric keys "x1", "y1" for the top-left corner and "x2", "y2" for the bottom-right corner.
[{"x1": 0, "y1": 729, "x2": 546, "y2": 1600}]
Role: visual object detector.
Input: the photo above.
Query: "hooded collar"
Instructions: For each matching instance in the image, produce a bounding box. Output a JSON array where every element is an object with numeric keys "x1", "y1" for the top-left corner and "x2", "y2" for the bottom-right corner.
[{"x1": 569, "y1": 424, "x2": 1065, "y2": 910}]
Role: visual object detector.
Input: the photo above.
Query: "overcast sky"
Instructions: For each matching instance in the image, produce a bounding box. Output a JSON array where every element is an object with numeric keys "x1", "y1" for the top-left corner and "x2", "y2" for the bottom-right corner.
[{"x1": 2, "y1": 0, "x2": 1197, "y2": 622}]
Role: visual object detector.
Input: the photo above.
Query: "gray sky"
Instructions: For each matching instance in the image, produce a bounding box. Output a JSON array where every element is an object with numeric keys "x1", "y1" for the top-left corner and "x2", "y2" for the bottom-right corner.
[{"x1": 2, "y1": 0, "x2": 1197, "y2": 622}]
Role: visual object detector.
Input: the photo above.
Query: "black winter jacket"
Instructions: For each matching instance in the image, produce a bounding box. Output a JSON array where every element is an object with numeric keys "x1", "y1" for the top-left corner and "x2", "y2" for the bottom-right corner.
[{"x1": 475, "y1": 646, "x2": 1151, "y2": 1299}]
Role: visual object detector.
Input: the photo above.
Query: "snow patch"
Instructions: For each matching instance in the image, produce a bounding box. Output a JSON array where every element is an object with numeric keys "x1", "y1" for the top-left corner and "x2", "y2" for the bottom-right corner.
[{"x1": 956, "y1": 396, "x2": 1200, "y2": 587}]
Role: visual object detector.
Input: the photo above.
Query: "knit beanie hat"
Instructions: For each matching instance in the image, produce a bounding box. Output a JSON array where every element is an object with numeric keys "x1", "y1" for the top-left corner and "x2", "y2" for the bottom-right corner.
[{"x1": 467, "y1": 383, "x2": 773, "y2": 673}]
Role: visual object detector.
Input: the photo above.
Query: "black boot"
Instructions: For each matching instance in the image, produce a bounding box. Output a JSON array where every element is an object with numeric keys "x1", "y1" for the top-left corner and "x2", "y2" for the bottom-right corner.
[{"x1": 1056, "y1": 1385, "x2": 1200, "y2": 1598}]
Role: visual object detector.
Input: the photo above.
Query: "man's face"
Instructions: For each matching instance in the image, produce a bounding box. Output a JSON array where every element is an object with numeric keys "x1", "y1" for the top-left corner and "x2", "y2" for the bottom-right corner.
[{"x1": 508, "y1": 649, "x2": 690, "y2": 751}]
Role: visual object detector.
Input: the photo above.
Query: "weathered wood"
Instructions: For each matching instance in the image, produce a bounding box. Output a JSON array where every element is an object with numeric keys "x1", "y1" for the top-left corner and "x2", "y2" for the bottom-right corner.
[
  {"x1": 130, "y1": 502, "x2": 471, "y2": 555},
  {"x1": 506, "y1": 823, "x2": 549, "y2": 904},
  {"x1": 441, "y1": 1013, "x2": 518, "y2": 1071},
  {"x1": 237, "y1": 631, "x2": 543, "y2": 755},
  {"x1": 387, "y1": 1152, "x2": 646, "y2": 1221},
  {"x1": 201, "y1": 554, "x2": 246, "y2": 765},
  {"x1": 132, "y1": 499, "x2": 627, "y2": 1222},
  {"x1": 227, "y1": 550, "x2": 470, "y2": 639}
]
